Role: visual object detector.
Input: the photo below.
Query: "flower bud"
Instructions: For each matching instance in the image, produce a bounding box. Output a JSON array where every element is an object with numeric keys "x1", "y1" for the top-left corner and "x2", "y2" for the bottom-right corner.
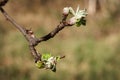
[
  {"x1": 68, "y1": 17, "x2": 77, "y2": 25},
  {"x1": 63, "y1": 7, "x2": 69, "y2": 15}
]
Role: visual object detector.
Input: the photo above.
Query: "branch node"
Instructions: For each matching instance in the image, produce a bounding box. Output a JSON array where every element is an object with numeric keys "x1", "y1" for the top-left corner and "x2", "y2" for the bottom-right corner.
[{"x1": 26, "y1": 29, "x2": 35, "y2": 38}]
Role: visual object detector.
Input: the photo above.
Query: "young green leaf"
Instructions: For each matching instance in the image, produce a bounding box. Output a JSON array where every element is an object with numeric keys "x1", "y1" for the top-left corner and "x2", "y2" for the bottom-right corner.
[
  {"x1": 35, "y1": 60, "x2": 45, "y2": 69},
  {"x1": 42, "y1": 53, "x2": 51, "y2": 61}
]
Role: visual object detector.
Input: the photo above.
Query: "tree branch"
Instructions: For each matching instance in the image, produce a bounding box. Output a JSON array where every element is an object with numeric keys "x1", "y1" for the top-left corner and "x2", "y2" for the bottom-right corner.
[
  {"x1": 38, "y1": 14, "x2": 72, "y2": 42},
  {"x1": 0, "y1": 0, "x2": 8, "y2": 6},
  {"x1": 0, "y1": 1, "x2": 69, "y2": 62},
  {"x1": 0, "y1": 6, "x2": 40, "y2": 61},
  {"x1": 0, "y1": 0, "x2": 88, "y2": 72},
  {"x1": 0, "y1": 7, "x2": 27, "y2": 38}
]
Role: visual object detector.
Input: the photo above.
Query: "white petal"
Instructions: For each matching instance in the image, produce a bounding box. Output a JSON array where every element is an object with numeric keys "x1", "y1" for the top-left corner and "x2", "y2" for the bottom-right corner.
[
  {"x1": 75, "y1": 9, "x2": 88, "y2": 19},
  {"x1": 76, "y1": 5, "x2": 80, "y2": 14},
  {"x1": 69, "y1": 7, "x2": 75, "y2": 15}
]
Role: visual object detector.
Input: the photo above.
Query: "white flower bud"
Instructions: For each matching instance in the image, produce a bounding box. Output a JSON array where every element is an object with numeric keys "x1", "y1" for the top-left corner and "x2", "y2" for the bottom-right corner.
[
  {"x1": 63, "y1": 7, "x2": 69, "y2": 15},
  {"x1": 68, "y1": 17, "x2": 77, "y2": 25}
]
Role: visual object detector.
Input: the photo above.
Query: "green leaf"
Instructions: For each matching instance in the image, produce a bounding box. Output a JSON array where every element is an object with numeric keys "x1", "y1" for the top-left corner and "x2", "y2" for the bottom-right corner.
[
  {"x1": 35, "y1": 60, "x2": 45, "y2": 69},
  {"x1": 51, "y1": 66, "x2": 56, "y2": 72},
  {"x1": 42, "y1": 53, "x2": 52, "y2": 61},
  {"x1": 76, "y1": 20, "x2": 82, "y2": 27},
  {"x1": 80, "y1": 18, "x2": 86, "y2": 26},
  {"x1": 55, "y1": 56, "x2": 61, "y2": 61},
  {"x1": 76, "y1": 17, "x2": 86, "y2": 27}
]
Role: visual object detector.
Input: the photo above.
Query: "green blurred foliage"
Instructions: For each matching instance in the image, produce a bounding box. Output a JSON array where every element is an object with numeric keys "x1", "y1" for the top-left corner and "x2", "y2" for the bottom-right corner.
[{"x1": 0, "y1": 0, "x2": 120, "y2": 80}]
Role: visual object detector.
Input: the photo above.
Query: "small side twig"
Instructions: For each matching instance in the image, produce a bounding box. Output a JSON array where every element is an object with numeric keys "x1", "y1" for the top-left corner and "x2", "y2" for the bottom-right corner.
[{"x1": 37, "y1": 14, "x2": 72, "y2": 42}]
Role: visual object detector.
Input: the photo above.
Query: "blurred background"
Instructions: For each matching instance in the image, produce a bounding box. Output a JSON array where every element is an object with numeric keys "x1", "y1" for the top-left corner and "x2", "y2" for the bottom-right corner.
[{"x1": 0, "y1": 0, "x2": 120, "y2": 80}]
